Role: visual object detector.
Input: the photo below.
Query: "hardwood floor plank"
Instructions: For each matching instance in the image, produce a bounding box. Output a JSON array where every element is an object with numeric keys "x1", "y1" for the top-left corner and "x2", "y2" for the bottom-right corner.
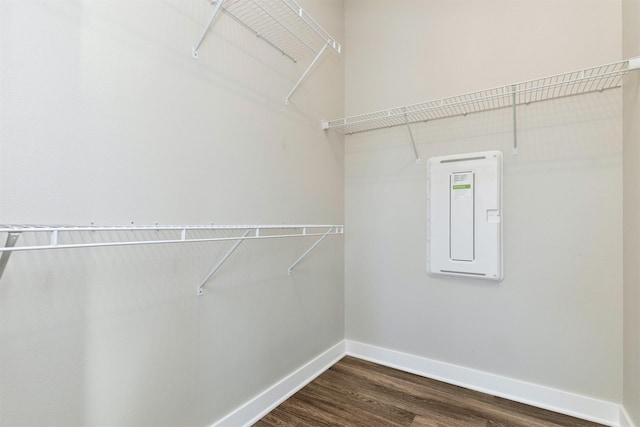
[
  {"x1": 325, "y1": 360, "x2": 550, "y2": 427},
  {"x1": 410, "y1": 413, "x2": 488, "y2": 427},
  {"x1": 311, "y1": 368, "x2": 456, "y2": 424},
  {"x1": 253, "y1": 356, "x2": 604, "y2": 427},
  {"x1": 273, "y1": 395, "x2": 355, "y2": 426},
  {"x1": 255, "y1": 405, "x2": 313, "y2": 427},
  {"x1": 333, "y1": 357, "x2": 601, "y2": 427},
  {"x1": 295, "y1": 382, "x2": 412, "y2": 426},
  {"x1": 294, "y1": 372, "x2": 415, "y2": 426}
]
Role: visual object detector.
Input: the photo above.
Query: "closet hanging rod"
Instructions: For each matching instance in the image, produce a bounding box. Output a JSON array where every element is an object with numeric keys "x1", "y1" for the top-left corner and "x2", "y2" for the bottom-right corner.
[
  {"x1": 323, "y1": 57, "x2": 640, "y2": 135},
  {"x1": 0, "y1": 224, "x2": 344, "y2": 253}
]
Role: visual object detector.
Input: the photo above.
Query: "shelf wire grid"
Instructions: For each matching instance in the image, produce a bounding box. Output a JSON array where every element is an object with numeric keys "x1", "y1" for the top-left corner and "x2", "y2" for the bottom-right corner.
[
  {"x1": 220, "y1": 0, "x2": 341, "y2": 63},
  {"x1": 0, "y1": 224, "x2": 344, "y2": 253},
  {"x1": 325, "y1": 59, "x2": 633, "y2": 135}
]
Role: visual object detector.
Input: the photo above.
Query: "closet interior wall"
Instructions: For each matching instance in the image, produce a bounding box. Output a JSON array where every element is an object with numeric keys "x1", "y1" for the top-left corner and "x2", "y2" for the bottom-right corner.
[
  {"x1": 344, "y1": 0, "x2": 623, "y2": 405},
  {"x1": 623, "y1": 0, "x2": 640, "y2": 425},
  {"x1": 0, "y1": 1, "x2": 345, "y2": 425}
]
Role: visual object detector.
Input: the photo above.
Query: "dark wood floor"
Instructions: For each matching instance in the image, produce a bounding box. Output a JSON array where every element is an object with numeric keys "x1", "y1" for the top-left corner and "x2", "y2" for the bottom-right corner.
[{"x1": 254, "y1": 356, "x2": 604, "y2": 427}]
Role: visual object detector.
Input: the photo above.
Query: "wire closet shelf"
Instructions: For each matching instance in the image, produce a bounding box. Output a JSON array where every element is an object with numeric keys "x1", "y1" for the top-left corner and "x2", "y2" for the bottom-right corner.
[
  {"x1": 192, "y1": 0, "x2": 342, "y2": 104},
  {"x1": 0, "y1": 224, "x2": 344, "y2": 292},
  {"x1": 219, "y1": 0, "x2": 340, "y2": 62},
  {"x1": 0, "y1": 224, "x2": 343, "y2": 253},
  {"x1": 322, "y1": 57, "x2": 640, "y2": 135}
]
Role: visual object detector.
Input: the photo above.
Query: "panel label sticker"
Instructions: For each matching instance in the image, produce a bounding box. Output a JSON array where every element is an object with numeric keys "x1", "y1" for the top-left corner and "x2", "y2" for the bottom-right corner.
[{"x1": 452, "y1": 173, "x2": 473, "y2": 199}]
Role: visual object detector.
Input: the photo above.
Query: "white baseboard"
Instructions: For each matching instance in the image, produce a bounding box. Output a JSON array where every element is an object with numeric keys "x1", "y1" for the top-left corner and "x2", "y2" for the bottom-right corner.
[
  {"x1": 211, "y1": 340, "x2": 346, "y2": 427},
  {"x1": 620, "y1": 406, "x2": 637, "y2": 427},
  {"x1": 210, "y1": 339, "x2": 628, "y2": 427},
  {"x1": 346, "y1": 340, "x2": 622, "y2": 427}
]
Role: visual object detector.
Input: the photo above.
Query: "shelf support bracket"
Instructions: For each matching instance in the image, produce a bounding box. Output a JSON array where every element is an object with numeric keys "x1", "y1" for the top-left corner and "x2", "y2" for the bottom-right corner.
[
  {"x1": 197, "y1": 228, "x2": 252, "y2": 296},
  {"x1": 288, "y1": 227, "x2": 334, "y2": 276},
  {"x1": 285, "y1": 41, "x2": 330, "y2": 105},
  {"x1": 511, "y1": 85, "x2": 518, "y2": 156},
  {"x1": 0, "y1": 233, "x2": 21, "y2": 281},
  {"x1": 192, "y1": 0, "x2": 225, "y2": 59},
  {"x1": 404, "y1": 111, "x2": 420, "y2": 162}
]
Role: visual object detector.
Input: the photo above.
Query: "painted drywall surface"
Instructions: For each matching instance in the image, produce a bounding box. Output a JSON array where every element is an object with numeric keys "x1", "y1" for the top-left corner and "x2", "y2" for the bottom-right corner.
[
  {"x1": 0, "y1": 1, "x2": 344, "y2": 425},
  {"x1": 344, "y1": 0, "x2": 623, "y2": 115},
  {"x1": 344, "y1": 0, "x2": 623, "y2": 403},
  {"x1": 623, "y1": 0, "x2": 640, "y2": 423}
]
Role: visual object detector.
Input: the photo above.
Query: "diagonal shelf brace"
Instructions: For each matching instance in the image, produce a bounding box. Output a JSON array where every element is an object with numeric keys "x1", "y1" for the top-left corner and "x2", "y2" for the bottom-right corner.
[
  {"x1": 0, "y1": 233, "x2": 21, "y2": 281},
  {"x1": 511, "y1": 85, "x2": 518, "y2": 156},
  {"x1": 288, "y1": 227, "x2": 334, "y2": 276},
  {"x1": 197, "y1": 228, "x2": 253, "y2": 296},
  {"x1": 285, "y1": 41, "x2": 330, "y2": 105},
  {"x1": 192, "y1": 0, "x2": 225, "y2": 59},
  {"x1": 404, "y1": 110, "x2": 420, "y2": 162}
]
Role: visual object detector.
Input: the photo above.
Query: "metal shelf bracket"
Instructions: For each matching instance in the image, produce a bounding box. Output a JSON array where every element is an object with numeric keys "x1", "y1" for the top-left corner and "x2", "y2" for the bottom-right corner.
[
  {"x1": 285, "y1": 40, "x2": 330, "y2": 105},
  {"x1": 197, "y1": 229, "x2": 252, "y2": 296},
  {"x1": 0, "y1": 233, "x2": 20, "y2": 281},
  {"x1": 192, "y1": 0, "x2": 225, "y2": 59},
  {"x1": 511, "y1": 85, "x2": 518, "y2": 156},
  {"x1": 403, "y1": 110, "x2": 420, "y2": 163},
  {"x1": 288, "y1": 226, "x2": 336, "y2": 276}
]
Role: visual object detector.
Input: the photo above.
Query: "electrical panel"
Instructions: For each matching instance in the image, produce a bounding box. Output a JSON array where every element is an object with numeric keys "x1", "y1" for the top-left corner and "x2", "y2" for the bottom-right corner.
[{"x1": 427, "y1": 151, "x2": 503, "y2": 281}]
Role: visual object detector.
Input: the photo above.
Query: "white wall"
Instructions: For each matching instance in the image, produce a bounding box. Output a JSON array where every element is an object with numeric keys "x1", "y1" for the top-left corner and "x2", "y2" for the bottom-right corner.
[
  {"x1": 344, "y1": 0, "x2": 624, "y2": 404},
  {"x1": 0, "y1": 1, "x2": 344, "y2": 425},
  {"x1": 2, "y1": 1, "x2": 634, "y2": 425},
  {"x1": 623, "y1": 0, "x2": 640, "y2": 424}
]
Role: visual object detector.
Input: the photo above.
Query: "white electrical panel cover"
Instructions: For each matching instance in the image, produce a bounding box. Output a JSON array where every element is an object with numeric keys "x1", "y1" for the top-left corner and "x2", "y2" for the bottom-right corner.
[{"x1": 427, "y1": 151, "x2": 503, "y2": 281}]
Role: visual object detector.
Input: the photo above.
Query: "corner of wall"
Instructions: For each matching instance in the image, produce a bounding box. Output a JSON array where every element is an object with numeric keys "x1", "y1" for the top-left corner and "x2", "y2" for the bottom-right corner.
[{"x1": 623, "y1": 1, "x2": 640, "y2": 425}]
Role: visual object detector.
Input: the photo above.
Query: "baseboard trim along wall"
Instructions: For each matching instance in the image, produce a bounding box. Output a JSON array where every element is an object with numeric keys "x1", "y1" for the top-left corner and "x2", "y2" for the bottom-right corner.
[
  {"x1": 620, "y1": 406, "x2": 637, "y2": 427},
  {"x1": 211, "y1": 339, "x2": 631, "y2": 427},
  {"x1": 346, "y1": 340, "x2": 624, "y2": 427},
  {"x1": 212, "y1": 341, "x2": 347, "y2": 427}
]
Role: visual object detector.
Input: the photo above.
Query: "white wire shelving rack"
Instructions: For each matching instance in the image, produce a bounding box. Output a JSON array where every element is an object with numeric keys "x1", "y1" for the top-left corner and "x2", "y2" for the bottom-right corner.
[
  {"x1": 192, "y1": 0, "x2": 342, "y2": 105},
  {"x1": 323, "y1": 57, "x2": 640, "y2": 159},
  {"x1": 0, "y1": 224, "x2": 344, "y2": 295}
]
